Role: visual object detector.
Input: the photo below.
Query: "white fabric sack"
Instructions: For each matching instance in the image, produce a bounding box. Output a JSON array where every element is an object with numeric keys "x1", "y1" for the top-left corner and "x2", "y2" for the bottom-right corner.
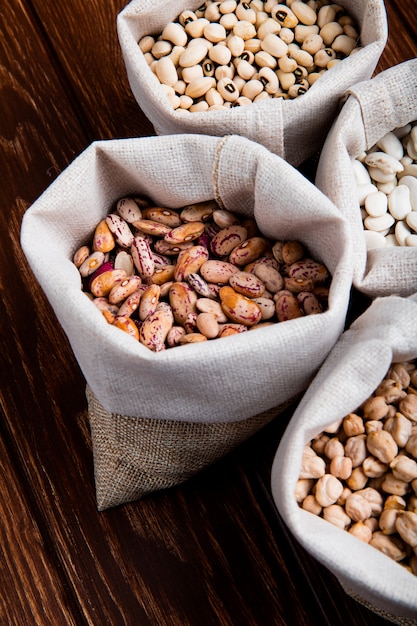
[
  {"x1": 271, "y1": 293, "x2": 417, "y2": 624},
  {"x1": 21, "y1": 133, "x2": 353, "y2": 424},
  {"x1": 316, "y1": 59, "x2": 417, "y2": 298},
  {"x1": 117, "y1": 0, "x2": 387, "y2": 167}
]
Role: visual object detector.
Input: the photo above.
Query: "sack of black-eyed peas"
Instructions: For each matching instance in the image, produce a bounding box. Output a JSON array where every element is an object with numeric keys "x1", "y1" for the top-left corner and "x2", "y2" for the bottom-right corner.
[
  {"x1": 271, "y1": 293, "x2": 417, "y2": 623},
  {"x1": 316, "y1": 58, "x2": 417, "y2": 298},
  {"x1": 21, "y1": 133, "x2": 353, "y2": 510},
  {"x1": 117, "y1": 0, "x2": 387, "y2": 167}
]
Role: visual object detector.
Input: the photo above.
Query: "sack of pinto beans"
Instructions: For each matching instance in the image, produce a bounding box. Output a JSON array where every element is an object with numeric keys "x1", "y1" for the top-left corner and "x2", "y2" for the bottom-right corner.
[
  {"x1": 116, "y1": 0, "x2": 387, "y2": 167},
  {"x1": 316, "y1": 58, "x2": 417, "y2": 298},
  {"x1": 271, "y1": 294, "x2": 417, "y2": 623},
  {"x1": 21, "y1": 133, "x2": 353, "y2": 510}
]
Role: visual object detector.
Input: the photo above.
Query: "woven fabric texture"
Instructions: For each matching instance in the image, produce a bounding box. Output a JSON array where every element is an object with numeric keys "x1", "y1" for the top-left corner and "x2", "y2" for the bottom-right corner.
[
  {"x1": 117, "y1": 0, "x2": 387, "y2": 167},
  {"x1": 316, "y1": 59, "x2": 417, "y2": 298},
  {"x1": 87, "y1": 386, "x2": 297, "y2": 510},
  {"x1": 271, "y1": 294, "x2": 417, "y2": 621}
]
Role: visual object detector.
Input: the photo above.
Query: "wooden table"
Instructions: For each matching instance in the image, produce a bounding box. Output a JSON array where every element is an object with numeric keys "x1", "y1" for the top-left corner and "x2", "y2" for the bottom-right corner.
[{"x1": 1, "y1": 2, "x2": 416, "y2": 624}]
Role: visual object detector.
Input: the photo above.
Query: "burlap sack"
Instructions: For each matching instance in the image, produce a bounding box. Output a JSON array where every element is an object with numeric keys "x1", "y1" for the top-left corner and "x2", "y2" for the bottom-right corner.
[
  {"x1": 117, "y1": 0, "x2": 387, "y2": 167},
  {"x1": 316, "y1": 59, "x2": 417, "y2": 298},
  {"x1": 271, "y1": 293, "x2": 417, "y2": 624},
  {"x1": 21, "y1": 133, "x2": 353, "y2": 509}
]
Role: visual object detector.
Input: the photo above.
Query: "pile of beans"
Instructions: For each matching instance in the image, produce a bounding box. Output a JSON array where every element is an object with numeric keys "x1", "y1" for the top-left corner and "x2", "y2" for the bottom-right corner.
[
  {"x1": 296, "y1": 360, "x2": 417, "y2": 576},
  {"x1": 72, "y1": 197, "x2": 331, "y2": 351},
  {"x1": 353, "y1": 121, "x2": 417, "y2": 249},
  {"x1": 139, "y1": 0, "x2": 361, "y2": 111}
]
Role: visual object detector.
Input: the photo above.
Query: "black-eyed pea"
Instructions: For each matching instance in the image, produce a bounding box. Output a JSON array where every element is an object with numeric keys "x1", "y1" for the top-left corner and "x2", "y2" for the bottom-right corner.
[
  {"x1": 254, "y1": 50, "x2": 277, "y2": 69},
  {"x1": 109, "y1": 275, "x2": 143, "y2": 305},
  {"x1": 220, "y1": 12, "x2": 238, "y2": 30},
  {"x1": 332, "y1": 34, "x2": 357, "y2": 55},
  {"x1": 217, "y1": 76, "x2": 240, "y2": 101},
  {"x1": 259, "y1": 66, "x2": 279, "y2": 93},
  {"x1": 185, "y1": 18, "x2": 210, "y2": 39},
  {"x1": 287, "y1": 82, "x2": 309, "y2": 98},
  {"x1": 271, "y1": 4, "x2": 298, "y2": 29},
  {"x1": 276, "y1": 68, "x2": 296, "y2": 90},
  {"x1": 181, "y1": 64, "x2": 204, "y2": 84},
  {"x1": 161, "y1": 22, "x2": 188, "y2": 47},
  {"x1": 206, "y1": 87, "x2": 224, "y2": 106},
  {"x1": 219, "y1": 286, "x2": 262, "y2": 326}
]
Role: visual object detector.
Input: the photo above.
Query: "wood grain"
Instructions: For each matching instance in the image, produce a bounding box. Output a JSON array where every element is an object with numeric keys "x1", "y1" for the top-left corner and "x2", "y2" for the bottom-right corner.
[{"x1": 0, "y1": 1, "x2": 415, "y2": 624}]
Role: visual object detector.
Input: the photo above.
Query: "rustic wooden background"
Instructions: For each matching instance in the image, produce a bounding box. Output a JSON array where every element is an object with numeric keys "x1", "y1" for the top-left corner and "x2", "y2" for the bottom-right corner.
[{"x1": 1, "y1": 1, "x2": 416, "y2": 624}]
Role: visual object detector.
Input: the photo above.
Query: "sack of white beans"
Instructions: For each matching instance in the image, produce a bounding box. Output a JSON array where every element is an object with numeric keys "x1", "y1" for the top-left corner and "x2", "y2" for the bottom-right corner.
[
  {"x1": 117, "y1": 0, "x2": 387, "y2": 167},
  {"x1": 21, "y1": 133, "x2": 353, "y2": 510},
  {"x1": 316, "y1": 58, "x2": 417, "y2": 298},
  {"x1": 271, "y1": 293, "x2": 417, "y2": 623}
]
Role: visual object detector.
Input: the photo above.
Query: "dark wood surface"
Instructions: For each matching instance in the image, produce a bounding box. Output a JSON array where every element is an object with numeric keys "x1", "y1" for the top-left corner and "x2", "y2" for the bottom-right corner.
[{"x1": 1, "y1": 1, "x2": 416, "y2": 624}]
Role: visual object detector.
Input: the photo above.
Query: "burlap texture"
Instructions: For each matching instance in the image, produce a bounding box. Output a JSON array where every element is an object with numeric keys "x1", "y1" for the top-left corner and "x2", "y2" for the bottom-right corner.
[
  {"x1": 316, "y1": 59, "x2": 417, "y2": 298},
  {"x1": 271, "y1": 293, "x2": 417, "y2": 622},
  {"x1": 86, "y1": 386, "x2": 297, "y2": 510},
  {"x1": 117, "y1": 0, "x2": 387, "y2": 167}
]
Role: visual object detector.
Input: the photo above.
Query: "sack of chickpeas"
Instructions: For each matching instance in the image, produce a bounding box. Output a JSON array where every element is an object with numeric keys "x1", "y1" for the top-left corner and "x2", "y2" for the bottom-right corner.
[
  {"x1": 117, "y1": 0, "x2": 387, "y2": 167},
  {"x1": 21, "y1": 133, "x2": 353, "y2": 510},
  {"x1": 271, "y1": 293, "x2": 417, "y2": 623},
  {"x1": 316, "y1": 58, "x2": 417, "y2": 298}
]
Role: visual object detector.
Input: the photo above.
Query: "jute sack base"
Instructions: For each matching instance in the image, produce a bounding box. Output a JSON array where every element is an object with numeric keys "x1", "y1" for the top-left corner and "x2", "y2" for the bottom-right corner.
[
  {"x1": 316, "y1": 59, "x2": 417, "y2": 298},
  {"x1": 87, "y1": 386, "x2": 298, "y2": 510},
  {"x1": 117, "y1": 0, "x2": 387, "y2": 167},
  {"x1": 271, "y1": 294, "x2": 417, "y2": 623}
]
